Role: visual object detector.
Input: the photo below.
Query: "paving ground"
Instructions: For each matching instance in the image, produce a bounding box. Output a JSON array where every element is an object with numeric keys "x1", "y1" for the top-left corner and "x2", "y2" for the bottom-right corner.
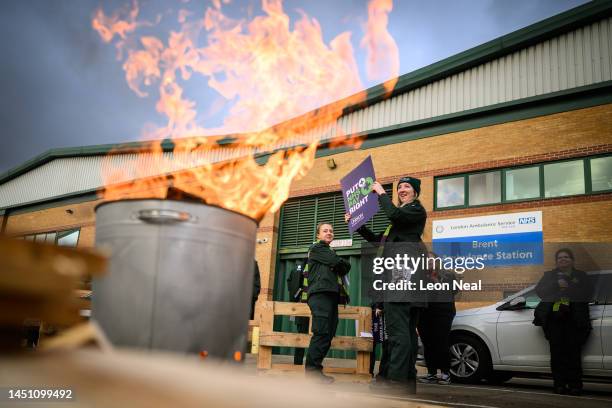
[{"x1": 246, "y1": 354, "x2": 612, "y2": 408}]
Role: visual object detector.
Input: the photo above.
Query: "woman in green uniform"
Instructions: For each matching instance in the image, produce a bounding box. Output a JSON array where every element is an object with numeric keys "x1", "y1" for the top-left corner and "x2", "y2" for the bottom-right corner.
[
  {"x1": 305, "y1": 222, "x2": 351, "y2": 383},
  {"x1": 346, "y1": 176, "x2": 427, "y2": 395}
]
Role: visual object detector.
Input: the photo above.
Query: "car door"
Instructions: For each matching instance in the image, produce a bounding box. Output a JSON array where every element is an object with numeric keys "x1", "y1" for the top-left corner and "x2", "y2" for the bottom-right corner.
[
  {"x1": 496, "y1": 276, "x2": 605, "y2": 369},
  {"x1": 599, "y1": 274, "x2": 612, "y2": 369},
  {"x1": 603, "y1": 304, "x2": 612, "y2": 369},
  {"x1": 496, "y1": 289, "x2": 550, "y2": 367},
  {"x1": 582, "y1": 274, "x2": 606, "y2": 370}
]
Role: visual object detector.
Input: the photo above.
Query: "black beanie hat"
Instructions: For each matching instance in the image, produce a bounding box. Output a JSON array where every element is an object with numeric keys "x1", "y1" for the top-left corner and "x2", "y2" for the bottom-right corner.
[{"x1": 397, "y1": 176, "x2": 421, "y2": 196}]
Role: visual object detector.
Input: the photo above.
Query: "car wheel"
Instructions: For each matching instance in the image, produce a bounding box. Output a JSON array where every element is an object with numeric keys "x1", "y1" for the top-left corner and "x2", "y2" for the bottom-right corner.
[{"x1": 449, "y1": 333, "x2": 491, "y2": 384}]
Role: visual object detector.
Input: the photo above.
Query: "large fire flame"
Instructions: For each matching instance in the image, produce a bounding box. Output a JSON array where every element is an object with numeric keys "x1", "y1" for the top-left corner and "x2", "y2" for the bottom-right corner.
[{"x1": 93, "y1": 0, "x2": 399, "y2": 221}]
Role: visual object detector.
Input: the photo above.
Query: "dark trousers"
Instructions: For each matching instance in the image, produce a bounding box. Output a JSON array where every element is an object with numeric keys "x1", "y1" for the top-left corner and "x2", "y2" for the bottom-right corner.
[
  {"x1": 417, "y1": 302, "x2": 455, "y2": 374},
  {"x1": 306, "y1": 292, "x2": 339, "y2": 371},
  {"x1": 370, "y1": 340, "x2": 390, "y2": 377},
  {"x1": 294, "y1": 316, "x2": 310, "y2": 365},
  {"x1": 384, "y1": 302, "x2": 419, "y2": 382},
  {"x1": 545, "y1": 315, "x2": 590, "y2": 389}
]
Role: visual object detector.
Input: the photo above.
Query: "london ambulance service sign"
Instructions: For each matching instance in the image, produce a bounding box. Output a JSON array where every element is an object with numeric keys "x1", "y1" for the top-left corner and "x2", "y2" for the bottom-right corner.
[
  {"x1": 341, "y1": 156, "x2": 378, "y2": 234},
  {"x1": 432, "y1": 211, "x2": 543, "y2": 266}
]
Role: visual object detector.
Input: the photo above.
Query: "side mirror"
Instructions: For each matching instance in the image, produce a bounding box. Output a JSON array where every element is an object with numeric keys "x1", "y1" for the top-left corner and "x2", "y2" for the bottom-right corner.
[{"x1": 505, "y1": 296, "x2": 526, "y2": 310}]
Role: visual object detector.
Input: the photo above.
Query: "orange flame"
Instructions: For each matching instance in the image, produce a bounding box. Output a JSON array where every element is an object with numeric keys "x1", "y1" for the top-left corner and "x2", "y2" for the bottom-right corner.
[
  {"x1": 361, "y1": 0, "x2": 400, "y2": 95},
  {"x1": 93, "y1": 0, "x2": 399, "y2": 221}
]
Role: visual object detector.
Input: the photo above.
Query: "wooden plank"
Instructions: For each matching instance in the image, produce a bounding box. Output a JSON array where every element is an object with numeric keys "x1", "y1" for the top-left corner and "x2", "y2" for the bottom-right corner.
[
  {"x1": 247, "y1": 319, "x2": 258, "y2": 343},
  {"x1": 256, "y1": 301, "x2": 274, "y2": 369},
  {"x1": 250, "y1": 327, "x2": 260, "y2": 354},
  {"x1": 355, "y1": 308, "x2": 372, "y2": 375},
  {"x1": 356, "y1": 351, "x2": 371, "y2": 375},
  {"x1": 259, "y1": 332, "x2": 372, "y2": 352},
  {"x1": 271, "y1": 363, "x2": 303, "y2": 372},
  {"x1": 272, "y1": 301, "x2": 368, "y2": 319},
  {"x1": 356, "y1": 310, "x2": 368, "y2": 375},
  {"x1": 272, "y1": 302, "x2": 310, "y2": 317},
  {"x1": 270, "y1": 364, "x2": 360, "y2": 376}
]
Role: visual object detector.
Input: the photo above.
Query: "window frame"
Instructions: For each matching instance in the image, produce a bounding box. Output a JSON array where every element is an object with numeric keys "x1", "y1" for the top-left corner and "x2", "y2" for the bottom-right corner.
[
  {"x1": 56, "y1": 228, "x2": 81, "y2": 247},
  {"x1": 434, "y1": 154, "x2": 611, "y2": 211},
  {"x1": 588, "y1": 154, "x2": 612, "y2": 194},
  {"x1": 502, "y1": 164, "x2": 543, "y2": 203},
  {"x1": 542, "y1": 157, "x2": 588, "y2": 199},
  {"x1": 19, "y1": 228, "x2": 80, "y2": 247},
  {"x1": 434, "y1": 174, "x2": 468, "y2": 210},
  {"x1": 467, "y1": 169, "x2": 503, "y2": 207}
]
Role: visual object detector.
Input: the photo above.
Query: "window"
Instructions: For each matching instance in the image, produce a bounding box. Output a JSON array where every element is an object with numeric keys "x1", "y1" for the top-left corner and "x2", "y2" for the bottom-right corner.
[
  {"x1": 591, "y1": 156, "x2": 612, "y2": 192},
  {"x1": 469, "y1": 171, "x2": 501, "y2": 205},
  {"x1": 544, "y1": 160, "x2": 585, "y2": 198},
  {"x1": 20, "y1": 229, "x2": 79, "y2": 247},
  {"x1": 434, "y1": 154, "x2": 611, "y2": 211},
  {"x1": 57, "y1": 230, "x2": 80, "y2": 247},
  {"x1": 436, "y1": 177, "x2": 464, "y2": 208},
  {"x1": 505, "y1": 166, "x2": 540, "y2": 201}
]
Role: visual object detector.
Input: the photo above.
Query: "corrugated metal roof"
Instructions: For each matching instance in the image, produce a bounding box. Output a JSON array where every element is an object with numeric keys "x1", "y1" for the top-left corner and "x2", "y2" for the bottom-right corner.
[{"x1": 319, "y1": 17, "x2": 612, "y2": 140}]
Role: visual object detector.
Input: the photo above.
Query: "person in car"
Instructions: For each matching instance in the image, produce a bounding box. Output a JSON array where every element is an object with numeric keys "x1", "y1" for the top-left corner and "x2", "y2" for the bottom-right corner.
[{"x1": 534, "y1": 248, "x2": 593, "y2": 396}]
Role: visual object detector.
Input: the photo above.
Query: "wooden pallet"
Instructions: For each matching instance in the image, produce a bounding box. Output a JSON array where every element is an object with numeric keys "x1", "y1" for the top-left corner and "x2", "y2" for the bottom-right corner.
[{"x1": 255, "y1": 301, "x2": 373, "y2": 376}]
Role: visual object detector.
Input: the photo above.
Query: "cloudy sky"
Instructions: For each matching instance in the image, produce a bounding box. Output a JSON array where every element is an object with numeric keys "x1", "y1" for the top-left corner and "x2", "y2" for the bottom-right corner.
[{"x1": 0, "y1": 0, "x2": 589, "y2": 174}]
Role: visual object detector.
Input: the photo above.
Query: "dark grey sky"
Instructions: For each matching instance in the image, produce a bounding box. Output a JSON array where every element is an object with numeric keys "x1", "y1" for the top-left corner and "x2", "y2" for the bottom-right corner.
[{"x1": 0, "y1": 0, "x2": 589, "y2": 174}]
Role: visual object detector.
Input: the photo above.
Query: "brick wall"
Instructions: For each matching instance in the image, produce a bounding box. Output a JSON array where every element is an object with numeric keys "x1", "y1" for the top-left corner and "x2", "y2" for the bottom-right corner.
[
  {"x1": 281, "y1": 104, "x2": 612, "y2": 302},
  {"x1": 290, "y1": 104, "x2": 612, "y2": 196},
  {"x1": 4, "y1": 103, "x2": 612, "y2": 305},
  {"x1": 4, "y1": 199, "x2": 102, "y2": 248}
]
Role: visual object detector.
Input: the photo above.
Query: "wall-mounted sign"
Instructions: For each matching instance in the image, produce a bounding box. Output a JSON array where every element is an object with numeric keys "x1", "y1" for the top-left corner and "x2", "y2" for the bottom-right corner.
[
  {"x1": 432, "y1": 211, "x2": 543, "y2": 266},
  {"x1": 330, "y1": 239, "x2": 353, "y2": 248}
]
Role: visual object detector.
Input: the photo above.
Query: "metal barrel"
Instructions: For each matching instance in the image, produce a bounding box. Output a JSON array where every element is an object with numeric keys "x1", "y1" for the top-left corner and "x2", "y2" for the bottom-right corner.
[{"x1": 92, "y1": 199, "x2": 257, "y2": 359}]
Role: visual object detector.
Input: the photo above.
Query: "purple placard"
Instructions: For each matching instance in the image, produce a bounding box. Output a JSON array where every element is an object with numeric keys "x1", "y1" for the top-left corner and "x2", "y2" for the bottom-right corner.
[{"x1": 340, "y1": 156, "x2": 378, "y2": 234}]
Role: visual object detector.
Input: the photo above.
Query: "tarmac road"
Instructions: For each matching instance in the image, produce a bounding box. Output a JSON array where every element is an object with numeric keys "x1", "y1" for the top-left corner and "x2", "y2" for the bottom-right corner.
[
  {"x1": 363, "y1": 377, "x2": 612, "y2": 408},
  {"x1": 251, "y1": 355, "x2": 612, "y2": 408}
]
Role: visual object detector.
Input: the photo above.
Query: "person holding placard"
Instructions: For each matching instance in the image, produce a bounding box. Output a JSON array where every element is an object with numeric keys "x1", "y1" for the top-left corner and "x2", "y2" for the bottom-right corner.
[{"x1": 345, "y1": 176, "x2": 427, "y2": 395}]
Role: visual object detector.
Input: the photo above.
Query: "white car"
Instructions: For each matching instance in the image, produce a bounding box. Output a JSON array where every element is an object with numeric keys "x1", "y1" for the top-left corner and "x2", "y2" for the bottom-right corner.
[{"x1": 447, "y1": 271, "x2": 612, "y2": 384}]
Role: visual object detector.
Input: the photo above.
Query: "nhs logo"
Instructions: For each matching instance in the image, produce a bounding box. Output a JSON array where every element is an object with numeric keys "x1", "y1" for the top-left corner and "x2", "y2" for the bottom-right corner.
[{"x1": 519, "y1": 217, "x2": 536, "y2": 224}]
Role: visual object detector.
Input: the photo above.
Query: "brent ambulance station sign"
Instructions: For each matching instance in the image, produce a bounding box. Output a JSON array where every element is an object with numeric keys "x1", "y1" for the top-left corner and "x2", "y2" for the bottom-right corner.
[{"x1": 432, "y1": 211, "x2": 543, "y2": 266}]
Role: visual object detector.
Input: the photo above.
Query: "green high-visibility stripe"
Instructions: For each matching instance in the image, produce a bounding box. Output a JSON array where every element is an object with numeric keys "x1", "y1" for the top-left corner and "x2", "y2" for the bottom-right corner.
[
  {"x1": 376, "y1": 224, "x2": 393, "y2": 257},
  {"x1": 553, "y1": 297, "x2": 570, "y2": 312}
]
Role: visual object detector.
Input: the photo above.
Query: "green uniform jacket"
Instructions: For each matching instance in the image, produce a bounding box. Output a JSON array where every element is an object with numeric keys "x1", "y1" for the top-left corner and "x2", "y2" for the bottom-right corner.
[
  {"x1": 306, "y1": 241, "x2": 351, "y2": 296},
  {"x1": 357, "y1": 195, "x2": 426, "y2": 243},
  {"x1": 534, "y1": 268, "x2": 593, "y2": 330},
  {"x1": 357, "y1": 194, "x2": 427, "y2": 306}
]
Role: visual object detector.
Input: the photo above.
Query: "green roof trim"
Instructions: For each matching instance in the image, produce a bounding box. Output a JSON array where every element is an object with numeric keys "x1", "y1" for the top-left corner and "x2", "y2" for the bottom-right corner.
[
  {"x1": 1, "y1": 0, "x2": 611, "y2": 185},
  {"x1": 314, "y1": 81, "x2": 612, "y2": 157}
]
